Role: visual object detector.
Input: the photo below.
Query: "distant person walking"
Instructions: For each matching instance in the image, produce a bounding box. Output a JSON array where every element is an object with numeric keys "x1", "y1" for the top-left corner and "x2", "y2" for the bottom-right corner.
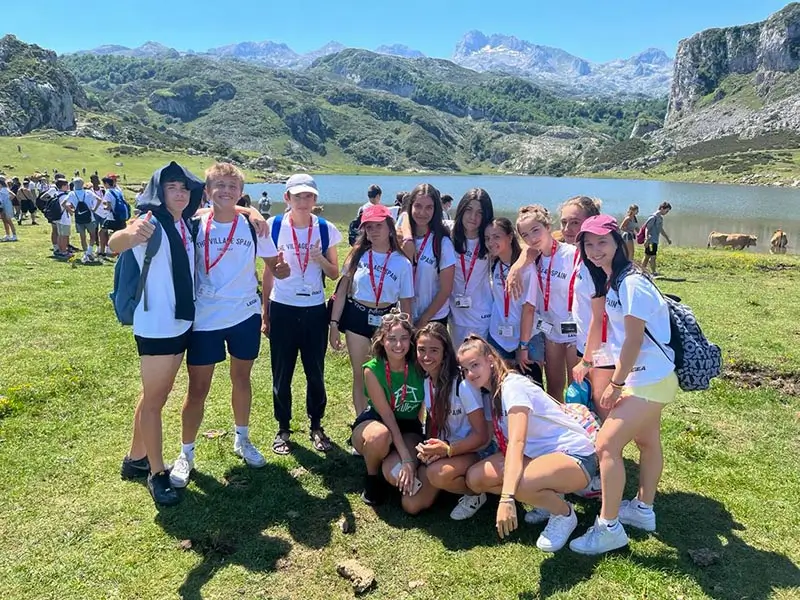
[
  {"x1": 641, "y1": 202, "x2": 672, "y2": 277},
  {"x1": 620, "y1": 204, "x2": 639, "y2": 260}
]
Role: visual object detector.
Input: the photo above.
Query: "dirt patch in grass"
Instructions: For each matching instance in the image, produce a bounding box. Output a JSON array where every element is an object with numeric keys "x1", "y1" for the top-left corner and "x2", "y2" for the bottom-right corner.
[{"x1": 724, "y1": 360, "x2": 800, "y2": 396}]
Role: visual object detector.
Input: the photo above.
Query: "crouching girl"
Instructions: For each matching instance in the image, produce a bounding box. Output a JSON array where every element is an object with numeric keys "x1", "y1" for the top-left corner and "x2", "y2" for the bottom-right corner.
[{"x1": 459, "y1": 336, "x2": 598, "y2": 552}]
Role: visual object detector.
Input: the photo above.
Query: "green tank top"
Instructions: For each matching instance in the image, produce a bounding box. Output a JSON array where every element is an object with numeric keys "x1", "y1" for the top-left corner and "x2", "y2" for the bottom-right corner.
[{"x1": 363, "y1": 357, "x2": 425, "y2": 420}]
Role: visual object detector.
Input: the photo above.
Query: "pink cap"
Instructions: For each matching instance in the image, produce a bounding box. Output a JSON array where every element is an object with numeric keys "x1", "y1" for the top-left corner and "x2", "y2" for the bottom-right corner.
[
  {"x1": 360, "y1": 204, "x2": 393, "y2": 225},
  {"x1": 577, "y1": 215, "x2": 619, "y2": 241}
]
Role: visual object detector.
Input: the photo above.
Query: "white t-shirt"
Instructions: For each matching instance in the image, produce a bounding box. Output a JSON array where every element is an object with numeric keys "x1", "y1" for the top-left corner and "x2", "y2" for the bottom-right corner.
[
  {"x1": 66, "y1": 190, "x2": 99, "y2": 217},
  {"x1": 268, "y1": 214, "x2": 343, "y2": 307},
  {"x1": 605, "y1": 272, "x2": 674, "y2": 386},
  {"x1": 389, "y1": 206, "x2": 400, "y2": 221},
  {"x1": 58, "y1": 193, "x2": 72, "y2": 226},
  {"x1": 357, "y1": 201, "x2": 374, "y2": 216},
  {"x1": 491, "y1": 259, "x2": 533, "y2": 352},
  {"x1": 488, "y1": 373, "x2": 595, "y2": 459},
  {"x1": 103, "y1": 188, "x2": 124, "y2": 217},
  {"x1": 572, "y1": 261, "x2": 594, "y2": 353},
  {"x1": 193, "y1": 213, "x2": 278, "y2": 331},
  {"x1": 534, "y1": 242, "x2": 580, "y2": 343},
  {"x1": 449, "y1": 237, "x2": 492, "y2": 331},
  {"x1": 131, "y1": 219, "x2": 195, "y2": 339},
  {"x1": 412, "y1": 233, "x2": 456, "y2": 321},
  {"x1": 424, "y1": 378, "x2": 483, "y2": 443},
  {"x1": 349, "y1": 250, "x2": 414, "y2": 305}
]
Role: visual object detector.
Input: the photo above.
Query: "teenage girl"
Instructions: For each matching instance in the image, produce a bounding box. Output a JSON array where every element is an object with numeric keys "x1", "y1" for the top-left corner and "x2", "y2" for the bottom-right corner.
[
  {"x1": 412, "y1": 323, "x2": 490, "y2": 519},
  {"x1": 459, "y1": 336, "x2": 598, "y2": 552},
  {"x1": 330, "y1": 204, "x2": 414, "y2": 416},
  {"x1": 515, "y1": 206, "x2": 580, "y2": 400},
  {"x1": 351, "y1": 311, "x2": 426, "y2": 508},
  {"x1": 399, "y1": 183, "x2": 456, "y2": 329},
  {"x1": 620, "y1": 204, "x2": 639, "y2": 260},
  {"x1": 449, "y1": 188, "x2": 494, "y2": 345},
  {"x1": 569, "y1": 215, "x2": 677, "y2": 555}
]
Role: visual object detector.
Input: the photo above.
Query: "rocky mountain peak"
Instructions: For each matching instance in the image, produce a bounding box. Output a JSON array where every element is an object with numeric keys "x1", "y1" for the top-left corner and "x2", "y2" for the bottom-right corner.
[{"x1": 375, "y1": 44, "x2": 425, "y2": 59}]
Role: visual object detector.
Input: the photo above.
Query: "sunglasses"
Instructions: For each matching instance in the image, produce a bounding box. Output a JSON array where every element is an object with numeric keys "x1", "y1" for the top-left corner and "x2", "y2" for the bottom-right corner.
[{"x1": 382, "y1": 309, "x2": 410, "y2": 324}]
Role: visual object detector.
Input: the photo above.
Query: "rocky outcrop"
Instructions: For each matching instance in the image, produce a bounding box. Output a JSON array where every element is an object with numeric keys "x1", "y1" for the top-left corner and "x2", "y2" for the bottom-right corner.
[
  {"x1": 630, "y1": 117, "x2": 662, "y2": 138},
  {"x1": 667, "y1": 3, "x2": 800, "y2": 124},
  {"x1": 148, "y1": 80, "x2": 236, "y2": 120},
  {"x1": 0, "y1": 35, "x2": 87, "y2": 134}
]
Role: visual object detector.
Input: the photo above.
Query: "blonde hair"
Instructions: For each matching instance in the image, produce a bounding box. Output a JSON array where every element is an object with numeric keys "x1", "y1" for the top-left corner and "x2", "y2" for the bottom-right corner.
[
  {"x1": 559, "y1": 196, "x2": 602, "y2": 219},
  {"x1": 457, "y1": 335, "x2": 512, "y2": 418},
  {"x1": 516, "y1": 204, "x2": 551, "y2": 229},
  {"x1": 205, "y1": 162, "x2": 245, "y2": 188}
]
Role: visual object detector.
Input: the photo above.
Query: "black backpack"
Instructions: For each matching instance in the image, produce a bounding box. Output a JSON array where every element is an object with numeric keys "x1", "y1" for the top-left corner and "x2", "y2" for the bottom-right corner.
[
  {"x1": 74, "y1": 191, "x2": 93, "y2": 225},
  {"x1": 44, "y1": 191, "x2": 67, "y2": 223},
  {"x1": 348, "y1": 214, "x2": 361, "y2": 246}
]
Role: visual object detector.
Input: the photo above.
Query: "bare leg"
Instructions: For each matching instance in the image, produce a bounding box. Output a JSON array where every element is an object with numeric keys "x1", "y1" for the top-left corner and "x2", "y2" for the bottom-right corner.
[
  {"x1": 544, "y1": 340, "x2": 567, "y2": 401},
  {"x1": 181, "y1": 364, "x2": 215, "y2": 445},
  {"x1": 138, "y1": 353, "x2": 185, "y2": 474},
  {"x1": 425, "y1": 454, "x2": 480, "y2": 495},
  {"x1": 352, "y1": 421, "x2": 391, "y2": 475},
  {"x1": 345, "y1": 331, "x2": 371, "y2": 415},
  {"x1": 230, "y1": 357, "x2": 254, "y2": 428}
]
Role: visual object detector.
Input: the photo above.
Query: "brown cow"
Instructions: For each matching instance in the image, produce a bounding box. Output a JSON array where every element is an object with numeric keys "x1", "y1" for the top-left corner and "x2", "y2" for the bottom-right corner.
[
  {"x1": 707, "y1": 231, "x2": 757, "y2": 250},
  {"x1": 770, "y1": 229, "x2": 788, "y2": 254}
]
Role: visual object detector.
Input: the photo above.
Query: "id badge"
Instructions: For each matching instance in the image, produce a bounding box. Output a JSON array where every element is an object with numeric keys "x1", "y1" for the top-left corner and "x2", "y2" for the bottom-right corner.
[
  {"x1": 592, "y1": 344, "x2": 615, "y2": 367},
  {"x1": 367, "y1": 313, "x2": 382, "y2": 327},
  {"x1": 535, "y1": 318, "x2": 553, "y2": 334},
  {"x1": 198, "y1": 284, "x2": 215, "y2": 298},
  {"x1": 296, "y1": 283, "x2": 313, "y2": 297},
  {"x1": 455, "y1": 295, "x2": 472, "y2": 309},
  {"x1": 497, "y1": 324, "x2": 513, "y2": 337},
  {"x1": 560, "y1": 320, "x2": 578, "y2": 336}
]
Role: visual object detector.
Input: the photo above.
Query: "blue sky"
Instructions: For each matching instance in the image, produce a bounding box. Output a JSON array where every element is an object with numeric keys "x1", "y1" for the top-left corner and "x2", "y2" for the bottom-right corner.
[{"x1": 1, "y1": 0, "x2": 791, "y2": 61}]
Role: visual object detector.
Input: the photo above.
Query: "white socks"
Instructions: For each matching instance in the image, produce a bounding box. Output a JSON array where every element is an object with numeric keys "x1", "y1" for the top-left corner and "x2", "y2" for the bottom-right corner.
[
  {"x1": 181, "y1": 442, "x2": 195, "y2": 461},
  {"x1": 235, "y1": 425, "x2": 249, "y2": 444},
  {"x1": 599, "y1": 516, "x2": 620, "y2": 529}
]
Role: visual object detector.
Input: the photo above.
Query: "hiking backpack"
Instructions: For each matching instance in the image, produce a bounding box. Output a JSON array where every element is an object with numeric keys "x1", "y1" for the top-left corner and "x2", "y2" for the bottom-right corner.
[
  {"x1": 109, "y1": 219, "x2": 163, "y2": 326},
  {"x1": 646, "y1": 292, "x2": 722, "y2": 392},
  {"x1": 109, "y1": 189, "x2": 131, "y2": 223},
  {"x1": 270, "y1": 213, "x2": 330, "y2": 258},
  {"x1": 74, "y1": 191, "x2": 93, "y2": 225},
  {"x1": 44, "y1": 191, "x2": 67, "y2": 223}
]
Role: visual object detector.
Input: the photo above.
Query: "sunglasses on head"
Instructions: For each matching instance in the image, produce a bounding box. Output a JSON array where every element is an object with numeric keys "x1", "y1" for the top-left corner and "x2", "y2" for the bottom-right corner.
[{"x1": 382, "y1": 308, "x2": 410, "y2": 324}]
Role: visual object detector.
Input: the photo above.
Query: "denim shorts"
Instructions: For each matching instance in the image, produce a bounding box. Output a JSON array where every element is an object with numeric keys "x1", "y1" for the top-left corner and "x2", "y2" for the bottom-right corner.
[
  {"x1": 565, "y1": 451, "x2": 598, "y2": 481},
  {"x1": 487, "y1": 332, "x2": 545, "y2": 363},
  {"x1": 477, "y1": 441, "x2": 499, "y2": 460}
]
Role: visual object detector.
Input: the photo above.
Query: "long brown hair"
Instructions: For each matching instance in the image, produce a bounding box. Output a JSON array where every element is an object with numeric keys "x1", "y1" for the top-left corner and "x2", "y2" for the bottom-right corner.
[
  {"x1": 457, "y1": 335, "x2": 511, "y2": 420},
  {"x1": 488, "y1": 217, "x2": 522, "y2": 271},
  {"x1": 370, "y1": 313, "x2": 417, "y2": 367},
  {"x1": 405, "y1": 183, "x2": 450, "y2": 269},
  {"x1": 415, "y1": 323, "x2": 459, "y2": 438},
  {"x1": 343, "y1": 215, "x2": 400, "y2": 281}
]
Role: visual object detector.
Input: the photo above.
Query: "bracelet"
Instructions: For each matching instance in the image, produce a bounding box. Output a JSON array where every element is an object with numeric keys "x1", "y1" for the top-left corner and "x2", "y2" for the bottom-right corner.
[
  {"x1": 499, "y1": 493, "x2": 515, "y2": 500},
  {"x1": 401, "y1": 458, "x2": 415, "y2": 465},
  {"x1": 518, "y1": 342, "x2": 528, "y2": 351},
  {"x1": 499, "y1": 498, "x2": 516, "y2": 504},
  {"x1": 330, "y1": 320, "x2": 339, "y2": 326},
  {"x1": 581, "y1": 358, "x2": 594, "y2": 368},
  {"x1": 445, "y1": 443, "x2": 452, "y2": 457},
  {"x1": 402, "y1": 237, "x2": 414, "y2": 245},
  {"x1": 610, "y1": 380, "x2": 625, "y2": 390}
]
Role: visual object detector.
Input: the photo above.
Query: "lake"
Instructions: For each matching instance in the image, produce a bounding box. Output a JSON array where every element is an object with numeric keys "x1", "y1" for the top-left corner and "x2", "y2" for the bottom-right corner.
[{"x1": 245, "y1": 175, "x2": 800, "y2": 253}]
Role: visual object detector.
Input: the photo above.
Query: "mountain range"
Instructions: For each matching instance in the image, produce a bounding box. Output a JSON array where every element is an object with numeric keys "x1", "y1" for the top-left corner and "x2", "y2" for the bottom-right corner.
[{"x1": 73, "y1": 32, "x2": 673, "y2": 97}]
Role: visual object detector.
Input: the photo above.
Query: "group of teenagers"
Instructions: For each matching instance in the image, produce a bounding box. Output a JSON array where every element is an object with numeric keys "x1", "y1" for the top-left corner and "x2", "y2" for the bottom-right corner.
[{"x1": 117, "y1": 160, "x2": 679, "y2": 557}]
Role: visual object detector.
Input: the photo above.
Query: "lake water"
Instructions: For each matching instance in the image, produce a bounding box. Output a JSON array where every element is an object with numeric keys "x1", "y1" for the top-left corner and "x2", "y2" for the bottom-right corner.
[{"x1": 245, "y1": 175, "x2": 800, "y2": 253}]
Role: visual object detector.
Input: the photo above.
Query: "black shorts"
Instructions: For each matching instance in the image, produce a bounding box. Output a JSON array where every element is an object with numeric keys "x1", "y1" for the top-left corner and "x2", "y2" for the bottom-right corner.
[
  {"x1": 340, "y1": 297, "x2": 393, "y2": 339},
  {"x1": 20, "y1": 199, "x2": 36, "y2": 214},
  {"x1": 644, "y1": 242, "x2": 659, "y2": 256},
  {"x1": 351, "y1": 407, "x2": 424, "y2": 437},
  {"x1": 102, "y1": 219, "x2": 125, "y2": 232},
  {"x1": 135, "y1": 328, "x2": 192, "y2": 357}
]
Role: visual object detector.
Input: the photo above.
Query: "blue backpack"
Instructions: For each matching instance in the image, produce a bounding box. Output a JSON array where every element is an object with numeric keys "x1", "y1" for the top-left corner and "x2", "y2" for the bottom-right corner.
[
  {"x1": 270, "y1": 213, "x2": 330, "y2": 275},
  {"x1": 109, "y1": 189, "x2": 131, "y2": 223},
  {"x1": 109, "y1": 220, "x2": 163, "y2": 326}
]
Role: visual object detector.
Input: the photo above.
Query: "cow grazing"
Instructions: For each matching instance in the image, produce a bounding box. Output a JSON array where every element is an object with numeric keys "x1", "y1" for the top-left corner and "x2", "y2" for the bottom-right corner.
[
  {"x1": 707, "y1": 232, "x2": 757, "y2": 250},
  {"x1": 770, "y1": 229, "x2": 788, "y2": 254}
]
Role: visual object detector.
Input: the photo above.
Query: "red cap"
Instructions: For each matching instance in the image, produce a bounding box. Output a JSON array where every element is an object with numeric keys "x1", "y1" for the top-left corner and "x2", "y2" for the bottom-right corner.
[
  {"x1": 360, "y1": 204, "x2": 393, "y2": 225},
  {"x1": 577, "y1": 215, "x2": 618, "y2": 241},
  {"x1": 105, "y1": 173, "x2": 119, "y2": 180}
]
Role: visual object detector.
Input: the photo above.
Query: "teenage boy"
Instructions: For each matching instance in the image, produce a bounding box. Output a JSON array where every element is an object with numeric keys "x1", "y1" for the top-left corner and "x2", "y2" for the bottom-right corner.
[
  {"x1": 97, "y1": 176, "x2": 122, "y2": 256},
  {"x1": 17, "y1": 179, "x2": 38, "y2": 225},
  {"x1": 263, "y1": 174, "x2": 342, "y2": 455},
  {"x1": 111, "y1": 161, "x2": 205, "y2": 506},
  {"x1": 55, "y1": 181, "x2": 74, "y2": 256},
  {"x1": 641, "y1": 202, "x2": 672, "y2": 277},
  {"x1": 67, "y1": 178, "x2": 101, "y2": 263},
  {"x1": 0, "y1": 177, "x2": 18, "y2": 242},
  {"x1": 169, "y1": 163, "x2": 288, "y2": 489}
]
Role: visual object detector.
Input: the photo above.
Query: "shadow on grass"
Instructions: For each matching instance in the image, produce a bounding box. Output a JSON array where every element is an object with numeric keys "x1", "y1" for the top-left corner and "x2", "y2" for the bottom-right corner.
[{"x1": 154, "y1": 443, "x2": 359, "y2": 600}]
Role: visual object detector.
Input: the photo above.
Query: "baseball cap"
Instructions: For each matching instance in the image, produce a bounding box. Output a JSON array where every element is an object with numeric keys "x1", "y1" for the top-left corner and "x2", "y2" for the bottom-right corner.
[
  {"x1": 576, "y1": 215, "x2": 618, "y2": 241},
  {"x1": 360, "y1": 204, "x2": 392, "y2": 225},
  {"x1": 285, "y1": 173, "x2": 318, "y2": 196},
  {"x1": 105, "y1": 172, "x2": 119, "y2": 180}
]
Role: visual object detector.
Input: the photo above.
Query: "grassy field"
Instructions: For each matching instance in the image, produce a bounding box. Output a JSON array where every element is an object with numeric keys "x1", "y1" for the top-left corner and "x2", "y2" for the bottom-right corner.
[{"x1": 0, "y1": 222, "x2": 799, "y2": 600}]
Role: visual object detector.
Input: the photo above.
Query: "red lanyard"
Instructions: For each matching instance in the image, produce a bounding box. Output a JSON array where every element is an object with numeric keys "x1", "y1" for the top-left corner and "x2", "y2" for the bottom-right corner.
[
  {"x1": 602, "y1": 280, "x2": 611, "y2": 343},
  {"x1": 384, "y1": 360, "x2": 409, "y2": 412},
  {"x1": 413, "y1": 231, "x2": 432, "y2": 280},
  {"x1": 179, "y1": 219, "x2": 187, "y2": 249},
  {"x1": 567, "y1": 250, "x2": 581, "y2": 312},
  {"x1": 368, "y1": 251, "x2": 390, "y2": 305},
  {"x1": 459, "y1": 245, "x2": 479, "y2": 293},
  {"x1": 537, "y1": 239, "x2": 558, "y2": 313},
  {"x1": 289, "y1": 215, "x2": 313, "y2": 277},
  {"x1": 492, "y1": 411, "x2": 507, "y2": 455},
  {"x1": 497, "y1": 261, "x2": 511, "y2": 319},
  {"x1": 427, "y1": 379, "x2": 438, "y2": 438},
  {"x1": 204, "y1": 213, "x2": 238, "y2": 275}
]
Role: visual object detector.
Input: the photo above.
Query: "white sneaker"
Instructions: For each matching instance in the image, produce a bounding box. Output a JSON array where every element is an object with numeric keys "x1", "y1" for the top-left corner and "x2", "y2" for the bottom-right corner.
[
  {"x1": 569, "y1": 518, "x2": 629, "y2": 555},
  {"x1": 169, "y1": 453, "x2": 194, "y2": 488},
  {"x1": 450, "y1": 493, "x2": 487, "y2": 520},
  {"x1": 524, "y1": 506, "x2": 551, "y2": 525},
  {"x1": 574, "y1": 475, "x2": 602, "y2": 499},
  {"x1": 9, "y1": 235, "x2": 17, "y2": 242},
  {"x1": 0, "y1": 236, "x2": 9, "y2": 242},
  {"x1": 618, "y1": 498, "x2": 656, "y2": 531},
  {"x1": 234, "y1": 437, "x2": 267, "y2": 468},
  {"x1": 536, "y1": 505, "x2": 578, "y2": 552}
]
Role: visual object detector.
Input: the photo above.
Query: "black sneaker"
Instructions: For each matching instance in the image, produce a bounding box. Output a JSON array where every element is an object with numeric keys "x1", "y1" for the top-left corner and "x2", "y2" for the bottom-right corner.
[
  {"x1": 361, "y1": 474, "x2": 385, "y2": 506},
  {"x1": 147, "y1": 471, "x2": 181, "y2": 506},
  {"x1": 120, "y1": 455, "x2": 150, "y2": 480}
]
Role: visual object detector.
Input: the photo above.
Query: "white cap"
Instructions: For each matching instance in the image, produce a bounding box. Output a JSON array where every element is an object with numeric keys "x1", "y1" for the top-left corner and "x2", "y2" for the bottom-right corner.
[{"x1": 285, "y1": 173, "x2": 318, "y2": 196}]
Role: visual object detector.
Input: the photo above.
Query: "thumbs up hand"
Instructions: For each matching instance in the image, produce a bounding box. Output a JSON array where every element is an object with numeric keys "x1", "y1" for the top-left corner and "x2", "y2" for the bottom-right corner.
[
  {"x1": 309, "y1": 240, "x2": 324, "y2": 263},
  {"x1": 273, "y1": 250, "x2": 291, "y2": 279},
  {"x1": 131, "y1": 210, "x2": 156, "y2": 244}
]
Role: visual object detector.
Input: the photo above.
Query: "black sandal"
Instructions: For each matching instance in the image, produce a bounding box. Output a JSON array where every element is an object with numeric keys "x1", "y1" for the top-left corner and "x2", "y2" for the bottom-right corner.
[
  {"x1": 272, "y1": 430, "x2": 291, "y2": 455},
  {"x1": 310, "y1": 428, "x2": 333, "y2": 453}
]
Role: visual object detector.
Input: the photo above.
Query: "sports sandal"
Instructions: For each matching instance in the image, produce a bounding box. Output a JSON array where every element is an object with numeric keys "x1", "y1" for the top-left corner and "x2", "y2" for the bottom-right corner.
[
  {"x1": 272, "y1": 430, "x2": 291, "y2": 455},
  {"x1": 310, "y1": 428, "x2": 333, "y2": 453}
]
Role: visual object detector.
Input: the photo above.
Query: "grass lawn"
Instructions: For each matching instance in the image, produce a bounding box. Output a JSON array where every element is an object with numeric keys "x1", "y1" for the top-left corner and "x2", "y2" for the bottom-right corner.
[{"x1": 0, "y1": 222, "x2": 798, "y2": 600}]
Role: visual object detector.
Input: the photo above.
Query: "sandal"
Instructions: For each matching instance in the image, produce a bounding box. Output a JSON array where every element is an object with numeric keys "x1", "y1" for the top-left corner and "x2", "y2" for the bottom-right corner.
[
  {"x1": 272, "y1": 430, "x2": 291, "y2": 455},
  {"x1": 310, "y1": 428, "x2": 333, "y2": 453}
]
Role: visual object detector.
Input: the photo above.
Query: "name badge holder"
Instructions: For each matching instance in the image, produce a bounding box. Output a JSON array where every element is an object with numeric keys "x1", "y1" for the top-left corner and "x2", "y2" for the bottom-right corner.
[
  {"x1": 291, "y1": 215, "x2": 313, "y2": 297},
  {"x1": 560, "y1": 320, "x2": 578, "y2": 336},
  {"x1": 296, "y1": 282, "x2": 313, "y2": 297},
  {"x1": 367, "y1": 312, "x2": 383, "y2": 327},
  {"x1": 455, "y1": 295, "x2": 472, "y2": 309},
  {"x1": 497, "y1": 261, "x2": 513, "y2": 338},
  {"x1": 536, "y1": 318, "x2": 554, "y2": 334},
  {"x1": 497, "y1": 324, "x2": 513, "y2": 338}
]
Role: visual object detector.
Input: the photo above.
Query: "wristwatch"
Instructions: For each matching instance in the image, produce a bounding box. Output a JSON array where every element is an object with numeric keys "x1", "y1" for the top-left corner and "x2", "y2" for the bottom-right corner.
[{"x1": 518, "y1": 341, "x2": 528, "y2": 350}]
